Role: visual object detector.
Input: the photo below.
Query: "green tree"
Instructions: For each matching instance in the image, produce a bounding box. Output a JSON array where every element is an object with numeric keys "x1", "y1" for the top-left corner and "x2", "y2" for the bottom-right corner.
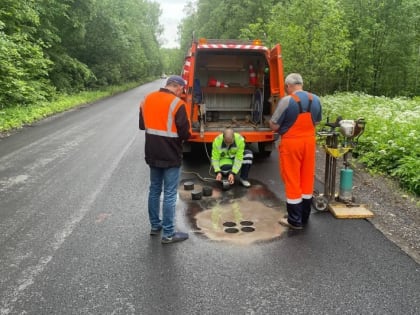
[
  {"x1": 266, "y1": 0, "x2": 351, "y2": 94},
  {"x1": 180, "y1": 0, "x2": 277, "y2": 45},
  {"x1": 35, "y1": 0, "x2": 96, "y2": 92},
  {"x1": 340, "y1": 0, "x2": 420, "y2": 96},
  {"x1": 0, "y1": 0, "x2": 52, "y2": 108}
]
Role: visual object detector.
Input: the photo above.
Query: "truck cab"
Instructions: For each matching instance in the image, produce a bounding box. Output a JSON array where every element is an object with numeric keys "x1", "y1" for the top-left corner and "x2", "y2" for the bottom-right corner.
[{"x1": 181, "y1": 38, "x2": 285, "y2": 156}]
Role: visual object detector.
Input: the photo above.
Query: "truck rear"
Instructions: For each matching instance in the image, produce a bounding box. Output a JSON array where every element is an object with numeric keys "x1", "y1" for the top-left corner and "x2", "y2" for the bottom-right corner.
[{"x1": 181, "y1": 38, "x2": 286, "y2": 156}]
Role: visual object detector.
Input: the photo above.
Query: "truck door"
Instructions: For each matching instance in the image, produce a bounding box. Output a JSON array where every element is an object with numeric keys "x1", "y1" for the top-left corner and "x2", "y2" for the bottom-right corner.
[{"x1": 269, "y1": 44, "x2": 285, "y2": 98}]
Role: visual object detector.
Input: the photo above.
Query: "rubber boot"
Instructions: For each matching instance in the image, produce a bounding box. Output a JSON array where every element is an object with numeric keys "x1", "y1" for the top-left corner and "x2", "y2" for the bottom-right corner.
[
  {"x1": 302, "y1": 198, "x2": 312, "y2": 225},
  {"x1": 286, "y1": 202, "x2": 303, "y2": 227}
]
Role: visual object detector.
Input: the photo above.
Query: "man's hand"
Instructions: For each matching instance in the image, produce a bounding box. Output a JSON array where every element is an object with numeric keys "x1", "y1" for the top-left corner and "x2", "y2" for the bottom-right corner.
[
  {"x1": 228, "y1": 173, "x2": 235, "y2": 185},
  {"x1": 216, "y1": 173, "x2": 222, "y2": 181}
]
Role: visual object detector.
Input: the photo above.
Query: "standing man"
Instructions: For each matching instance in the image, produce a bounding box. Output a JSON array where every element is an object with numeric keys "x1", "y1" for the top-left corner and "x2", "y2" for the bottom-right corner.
[
  {"x1": 211, "y1": 128, "x2": 253, "y2": 188},
  {"x1": 269, "y1": 73, "x2": 322, "y2": 229},
  {"x1": 139, "y1": 75, "x2": 191, "y2": 244}
]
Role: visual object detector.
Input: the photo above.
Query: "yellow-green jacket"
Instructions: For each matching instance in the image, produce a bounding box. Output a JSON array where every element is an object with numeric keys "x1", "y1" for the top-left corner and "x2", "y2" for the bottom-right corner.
[{"x1": 211, "y1": 132, "x2": 245, "y2": 175}]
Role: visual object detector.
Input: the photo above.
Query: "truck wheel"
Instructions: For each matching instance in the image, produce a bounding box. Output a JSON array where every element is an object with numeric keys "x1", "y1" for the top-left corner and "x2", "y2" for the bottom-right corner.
[
  {"x1": 252, "y1": 89, "x2": 263, "y2": 124},
  {"x1": 258, "y1": 142, "x2": 272, "y2": 157}
]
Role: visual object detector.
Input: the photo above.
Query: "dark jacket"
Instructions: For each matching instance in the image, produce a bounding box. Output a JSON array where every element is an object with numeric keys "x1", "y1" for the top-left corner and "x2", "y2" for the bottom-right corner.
[{"x1": 139, "y1": 88, "x2": 191, "y2": 168}]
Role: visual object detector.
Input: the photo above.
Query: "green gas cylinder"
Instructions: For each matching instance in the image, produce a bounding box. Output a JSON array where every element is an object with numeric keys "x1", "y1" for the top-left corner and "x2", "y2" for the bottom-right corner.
[{"x1": 339, "y1": 168, "x2": 353, "y2": 201}]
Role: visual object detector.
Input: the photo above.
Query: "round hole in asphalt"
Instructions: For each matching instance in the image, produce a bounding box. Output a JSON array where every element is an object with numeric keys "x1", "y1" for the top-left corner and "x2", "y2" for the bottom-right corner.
[
  {"x1": 224, "y1": 227, "x2": 240, "y2": 233},
  {"x1": 241, "y1": 226, "x2": 255, "y2": 233},
  {"x1": 240, "y1": 220, "x2": 253, "y2": 226},
  {"x1": 223, "y1": 221, "x2": 237, "y2": 227}
]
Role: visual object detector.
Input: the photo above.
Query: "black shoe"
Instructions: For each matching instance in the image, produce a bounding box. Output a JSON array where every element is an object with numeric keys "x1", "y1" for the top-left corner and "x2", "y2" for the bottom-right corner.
[
  {"x1": 150, "y1": 227, "x2": 162, "y2": 236},
  {"x1": 161, "y1": 232, "x2": 189, "y2": 244}
]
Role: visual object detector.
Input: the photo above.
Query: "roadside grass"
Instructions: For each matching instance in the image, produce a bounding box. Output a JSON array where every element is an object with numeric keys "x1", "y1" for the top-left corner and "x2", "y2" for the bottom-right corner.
[{"x1": 0, "y1": 81, "x2": 142, "y2": 133}]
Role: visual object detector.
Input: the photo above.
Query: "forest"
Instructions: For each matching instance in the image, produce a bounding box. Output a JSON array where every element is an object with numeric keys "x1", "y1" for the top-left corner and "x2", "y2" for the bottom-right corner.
[
  {"x1": 1, "y1": 0, "x2": 419, "y2": 108},
  {"x1": 0, "y1": 0, "x2": 419, "y2": 194}
]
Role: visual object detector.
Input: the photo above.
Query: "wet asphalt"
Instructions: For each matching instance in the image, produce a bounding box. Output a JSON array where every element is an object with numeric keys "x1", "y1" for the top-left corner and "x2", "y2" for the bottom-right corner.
[{"x1": 0, "y1": 80, "x2": 419, "y2": 314}]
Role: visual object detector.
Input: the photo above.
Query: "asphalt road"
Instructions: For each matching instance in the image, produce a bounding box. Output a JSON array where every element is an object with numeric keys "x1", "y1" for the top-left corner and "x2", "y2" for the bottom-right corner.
[{"x1": 0, "y1": 80, "x2": 419, "y2": 315}]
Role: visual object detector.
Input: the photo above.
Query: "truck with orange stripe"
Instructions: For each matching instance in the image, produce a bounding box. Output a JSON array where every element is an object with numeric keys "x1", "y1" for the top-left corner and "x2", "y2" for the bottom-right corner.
[{"x1": 181, "y1": 38, "x2": 286, "y2": 156}]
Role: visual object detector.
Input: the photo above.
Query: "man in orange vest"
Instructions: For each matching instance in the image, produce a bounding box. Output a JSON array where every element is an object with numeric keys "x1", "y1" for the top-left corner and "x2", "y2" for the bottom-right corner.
[
  {"x1": 269, "y1": 73, "x2": 322, "y2": 229},
  {"x1": 139, "y1": 75, "x2": 191, "y2": 244}
]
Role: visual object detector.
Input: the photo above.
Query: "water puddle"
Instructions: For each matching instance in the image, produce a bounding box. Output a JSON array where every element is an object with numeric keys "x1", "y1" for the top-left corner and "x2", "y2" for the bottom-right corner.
[{"x1": 178, "y1": 179, "x2": 287, "y2": 245}]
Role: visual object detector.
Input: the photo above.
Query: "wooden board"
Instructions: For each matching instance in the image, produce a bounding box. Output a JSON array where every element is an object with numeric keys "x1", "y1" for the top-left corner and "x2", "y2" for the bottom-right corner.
[{"x1": 328, "y1": 202, "x2": 374, "y2": 219}]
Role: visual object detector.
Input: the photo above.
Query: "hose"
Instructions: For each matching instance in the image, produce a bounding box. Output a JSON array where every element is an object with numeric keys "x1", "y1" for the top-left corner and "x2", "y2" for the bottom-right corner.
[{"x1": 182, "y1": 142, "x2": 218, "y2": 183}]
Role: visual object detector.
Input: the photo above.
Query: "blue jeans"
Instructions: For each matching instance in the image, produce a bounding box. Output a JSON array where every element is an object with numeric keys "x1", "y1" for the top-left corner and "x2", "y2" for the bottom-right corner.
[{"x1": 148, "y1": 166, "x2": 180, "y2": 238}]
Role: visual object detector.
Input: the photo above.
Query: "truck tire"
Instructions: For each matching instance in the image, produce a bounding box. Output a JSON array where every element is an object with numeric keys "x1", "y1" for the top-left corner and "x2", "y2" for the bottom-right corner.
[{"x1": 258, "y1": 142, "x2": 272, "y2": 157}]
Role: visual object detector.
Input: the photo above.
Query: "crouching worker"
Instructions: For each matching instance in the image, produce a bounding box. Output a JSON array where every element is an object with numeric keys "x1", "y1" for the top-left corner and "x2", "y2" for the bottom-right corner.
[{"x1": 211, "y1": 128, "x2": 253, "y2": 188}]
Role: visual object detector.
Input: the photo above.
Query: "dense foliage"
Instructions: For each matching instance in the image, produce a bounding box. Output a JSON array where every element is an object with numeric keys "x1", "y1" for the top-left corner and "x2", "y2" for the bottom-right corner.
[
  {"x1": 321, "y1": 93, "x2": 420, "y2": 195},
  {"x1": 179, "y1": 0, "x2": 420, "y2": 96},
  {"x1": 0, "y1": 0, "x2": 163, "y2": 108}
]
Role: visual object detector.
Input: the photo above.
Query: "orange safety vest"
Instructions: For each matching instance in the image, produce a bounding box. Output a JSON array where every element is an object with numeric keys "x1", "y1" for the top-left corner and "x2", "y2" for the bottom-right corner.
[{"x1": 142, "y1": 91, "x2": 184, "y2": 138}]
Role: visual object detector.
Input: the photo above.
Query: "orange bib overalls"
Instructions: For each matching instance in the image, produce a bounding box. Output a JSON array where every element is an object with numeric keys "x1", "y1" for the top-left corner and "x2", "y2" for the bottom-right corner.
[{"x1": 279, "y1": 93, "x2": 315, "y2": 226}]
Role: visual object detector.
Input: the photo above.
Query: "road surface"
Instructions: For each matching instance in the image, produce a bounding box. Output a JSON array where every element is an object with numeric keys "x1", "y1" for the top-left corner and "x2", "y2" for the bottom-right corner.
[{"x1": 0, "y1": 80, "x2": 419, "y2": 314}]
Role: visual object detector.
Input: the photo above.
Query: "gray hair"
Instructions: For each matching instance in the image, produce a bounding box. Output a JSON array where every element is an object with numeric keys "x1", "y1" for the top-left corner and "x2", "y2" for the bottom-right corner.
[{"x1": 285, "y1": 73, "x2": 303, "y2": 85}]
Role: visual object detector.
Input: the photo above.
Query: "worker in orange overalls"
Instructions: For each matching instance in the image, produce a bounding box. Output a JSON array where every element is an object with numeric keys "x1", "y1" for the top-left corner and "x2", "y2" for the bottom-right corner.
[{"x1": 269, "y1": 73, "x2": 322, "y2": 229}]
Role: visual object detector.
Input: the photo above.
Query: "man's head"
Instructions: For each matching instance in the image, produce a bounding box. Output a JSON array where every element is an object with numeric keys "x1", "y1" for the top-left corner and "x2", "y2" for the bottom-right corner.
[
  {"x1": 285, "y1": 73, "x2": 303, "y2": 94},
  {"x1": 223, "y1": 128, "x2": 234, "y2": 145},
  {"x1": 166, "y1": 75, "x2": 186, "y2": 96}
]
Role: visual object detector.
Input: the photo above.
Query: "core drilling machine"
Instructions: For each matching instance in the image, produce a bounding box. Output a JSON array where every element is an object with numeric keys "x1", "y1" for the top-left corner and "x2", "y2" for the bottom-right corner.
[{"x1": 313, "y1": 116, "x2": 366, "y2": 211}]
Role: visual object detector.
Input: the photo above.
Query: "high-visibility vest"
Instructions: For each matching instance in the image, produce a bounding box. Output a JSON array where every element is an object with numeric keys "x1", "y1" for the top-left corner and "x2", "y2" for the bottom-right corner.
[
  {"x1": 142, "y1": 91, "x2": 184, "y2": 138},
  {"x1": 211, "y1": 133, "x2": 245, "y2": 174}
]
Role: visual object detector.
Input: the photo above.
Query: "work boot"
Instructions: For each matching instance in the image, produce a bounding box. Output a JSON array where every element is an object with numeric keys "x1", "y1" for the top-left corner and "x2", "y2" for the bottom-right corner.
[
  {"x1": 286, "y1": 202, "x2": 303, "y2": 227},
  {"x1": 279, "y1": 218, "x2": 303, "y2": 230},
  {"x1": 302, "y1": 198, "x2": 313, "y2": 225},
  {"x1": 239, "y1": 178, "x2": 251, "y2": 187}
]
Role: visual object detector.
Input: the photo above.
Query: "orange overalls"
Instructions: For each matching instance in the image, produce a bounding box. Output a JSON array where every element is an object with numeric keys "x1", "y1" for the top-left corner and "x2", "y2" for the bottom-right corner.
[{"x1": 279, "y1": 93, "x2": 315, "y2": 226}]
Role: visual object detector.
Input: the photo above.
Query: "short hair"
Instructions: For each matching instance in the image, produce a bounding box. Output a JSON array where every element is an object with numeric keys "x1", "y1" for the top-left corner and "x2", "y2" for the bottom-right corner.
[
  {"x1": 285, "y1": 73, "x2": 303, "y2": 85},
  {"x1": 223, "y1": 128, "x2": 234, "y2": 143}
]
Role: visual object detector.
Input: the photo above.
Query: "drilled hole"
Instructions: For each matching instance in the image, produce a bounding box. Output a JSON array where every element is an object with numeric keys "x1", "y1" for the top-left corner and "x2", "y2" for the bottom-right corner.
[
  {"x1": 223, "y1": 221, "x2": 236, "y2": 227},
  {"x1": 241, "y1": 226, "x2": 255, "y2": 233},
  {"x1": 240, "y1": 220, "x2": 253, "y2": 226},
  {"x1": 224, "y1": 228, "x2": 240, "y2": 233}
]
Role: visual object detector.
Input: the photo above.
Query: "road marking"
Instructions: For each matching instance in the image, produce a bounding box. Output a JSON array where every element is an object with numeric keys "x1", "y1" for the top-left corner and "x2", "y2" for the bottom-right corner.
[{"x1": 0, "y1": 134, "x2": 138, "y2": 315}]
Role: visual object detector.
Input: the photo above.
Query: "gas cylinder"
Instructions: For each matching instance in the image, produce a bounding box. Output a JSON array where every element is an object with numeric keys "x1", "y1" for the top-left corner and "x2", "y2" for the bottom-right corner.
[{"x1": 339, "y1": 168, "x2": 353, "y2": 201}]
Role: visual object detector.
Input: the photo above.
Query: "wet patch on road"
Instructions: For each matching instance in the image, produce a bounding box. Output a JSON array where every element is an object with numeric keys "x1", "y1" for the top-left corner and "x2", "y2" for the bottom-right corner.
[{"x1": 178, "y1": 179, "x2": 287, "y2": 245}]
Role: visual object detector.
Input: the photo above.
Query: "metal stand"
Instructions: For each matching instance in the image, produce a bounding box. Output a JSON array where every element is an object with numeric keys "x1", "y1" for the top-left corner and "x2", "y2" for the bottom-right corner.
[{"x1": 313, "y1": 117, "x2": 373, "y2": 218}]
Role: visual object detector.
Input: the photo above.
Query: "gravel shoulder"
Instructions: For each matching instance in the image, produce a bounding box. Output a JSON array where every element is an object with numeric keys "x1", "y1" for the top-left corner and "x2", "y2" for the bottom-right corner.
[{"x1": 315, "y1": 146, "x2": 420, "y2": 264}]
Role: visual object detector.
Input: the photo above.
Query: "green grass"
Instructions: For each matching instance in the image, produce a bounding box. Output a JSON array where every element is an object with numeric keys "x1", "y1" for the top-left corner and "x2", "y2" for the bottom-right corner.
[{"x1": 0, "y1": 81, "x2": 141, "y2": 133}]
